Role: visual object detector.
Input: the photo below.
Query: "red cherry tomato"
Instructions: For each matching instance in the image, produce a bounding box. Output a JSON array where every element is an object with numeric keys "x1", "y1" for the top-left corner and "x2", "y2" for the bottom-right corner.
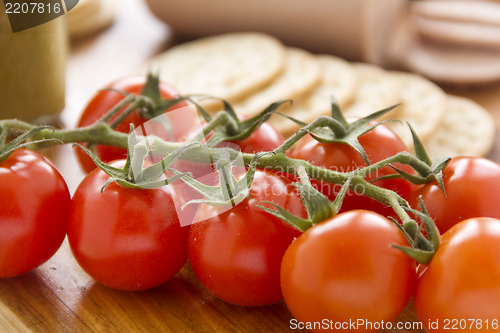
[
  {"x1": 413, "y1": 217, "x2": 500, "y2": 333},
  {"x1": 68, "y1": 160, "x2": 189, "y2": 291},
  {"x1": 409, "y1": 156, "x2": 500, "y2": 234},
  {"x1": 288, "y1": 122, "x2": 414, "y2": 218},
  {"x1": 187, "y1": 169, "x2": 306, "y2": 306},
  {"x1": 76, "y1": 76, "x2": 198, "y2": 173},
  {"x1": 281, "y1": 210, "x2": 416, "y2": 333},
  {"x1": 0, "y1": 149, "x2": 70, "y2": 277}
]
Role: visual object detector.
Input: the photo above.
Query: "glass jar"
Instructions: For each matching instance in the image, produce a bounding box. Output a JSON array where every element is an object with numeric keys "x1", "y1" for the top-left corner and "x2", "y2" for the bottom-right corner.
[{"x1": 0, "y1": 4, "x2": 67, "y2": 124}]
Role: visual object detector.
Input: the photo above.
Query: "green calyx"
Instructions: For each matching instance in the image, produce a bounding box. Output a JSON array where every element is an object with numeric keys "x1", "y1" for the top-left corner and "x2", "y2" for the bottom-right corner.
[
  {"x1": 100, "y1": 72, "x2": 189, "y2": 132},
  {"x1": 278, "y1": 97, "x2": 400, "y2": 164},
  {"x1": 76, "y1": 125, "x2": 197, "y2": 191},
  {"x1": 392, "y1": 197, "x2": 441, "y2": 265},
  {"x1": 390, "y1": 123, "x2": 450, "y2": 195},
  {"x1": 171, "y1": 151, "x2": 271, "y2": 209},
  {"x1": 256, "y1": 173, "x2": 353, "y2": 232},
  {"x1": 138, "y1": 72, "x2": 193, "y2": 120},
  {"x1": 191, "y1": 98, "x2": 291, "y2": 147}
]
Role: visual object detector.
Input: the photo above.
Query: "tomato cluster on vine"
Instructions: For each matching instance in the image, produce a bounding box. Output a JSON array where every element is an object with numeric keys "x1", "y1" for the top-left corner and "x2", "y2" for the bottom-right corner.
[{"x1": 1, "y1": 75, "x2": 500, "y2": 333}]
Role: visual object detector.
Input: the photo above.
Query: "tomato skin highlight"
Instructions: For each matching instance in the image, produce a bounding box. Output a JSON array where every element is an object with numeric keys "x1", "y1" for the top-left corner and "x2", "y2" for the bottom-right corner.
[
  {"x1": 409, "y1": 156, "x2": 500, "y2": 234},
  {"x1": 280, "y1": 210, "x2": 416, "y2": 333},
  {"x1": 187, "y1": 170, "x2": 306, "y2": 306},
  {"x1": 76, "y1": 76, "x2": 197, "y2": 173},
  {"x1": 68, "y1": 160, "x2": 189, "y2": 291},
  {"x1": 0, "y1": 149, "x2": 70, "y2": 277},
  {"x1": 413, "y1": 217, "x2": 500, "y2": 333},
  {"x1": 288, "y1": 123, "x2": 414, "y2": 218}
]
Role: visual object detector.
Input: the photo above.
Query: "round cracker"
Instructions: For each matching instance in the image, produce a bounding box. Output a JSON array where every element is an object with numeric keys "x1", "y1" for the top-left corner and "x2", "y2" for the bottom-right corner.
[
  {"x1": 67, "y1": 0, "x2": 116, "y2": 39},
  {"x1": 232, "y1": 47, "x2": 321, "y2": 117},
  {"x1": 386, "y1": 71, "x2": 447, "y2": 147},
  {"x1": 424, "y1": 95, "x2": 495, "y2": 159},
  {"x1": 343, "y1": 63, "x2": 401, "y2": 119},
  {"x1": 268, "y1": 54, "x2": 357, "y2": 136},
  {"x1": 145, "y1": 32, "x2": 286, "y2": 102}
]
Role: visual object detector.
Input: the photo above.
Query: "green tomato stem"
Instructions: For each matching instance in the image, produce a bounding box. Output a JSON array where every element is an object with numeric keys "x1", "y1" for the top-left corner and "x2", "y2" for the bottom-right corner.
[
  {"x1": 108, "y1": 100, "x2": 143, "y2": 129},
  {"x1": 100, "y1": 93, "x2": 137, "y2": 123},
  {"x1": 274, "y1": 116, "x2": 338, "y2": 154},
  {"x1": 0, "y1": 119, "x2": 129, "y2": 149},
  {"x1": 201, "y1": 111, "x2": 230, "y2": 137}
]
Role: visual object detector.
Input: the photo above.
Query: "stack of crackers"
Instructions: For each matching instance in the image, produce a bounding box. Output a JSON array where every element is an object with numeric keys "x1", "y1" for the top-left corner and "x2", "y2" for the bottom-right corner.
[{"x1": 145, "y1": 32, "x2": 495, "y2": 159}]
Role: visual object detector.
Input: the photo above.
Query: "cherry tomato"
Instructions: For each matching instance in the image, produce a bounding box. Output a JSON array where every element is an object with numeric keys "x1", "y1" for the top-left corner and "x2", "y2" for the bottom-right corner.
[
  {"x1": 409, "y1": 156, "x2": 500, "y2": 234},
  {"x1": 0, "y1": 149, "x2": 70, "y2": 277},
  {"x1": 413, "y1": 217, "x2": 500, "y2": 333},
  {"x1": 288, "y1": 122, "x2": 414, "y2": 218},
  {"x1": 187, "y1": 169, "x2": 306, "y2": 306},
  {"x1": 76, "y1": 76, "x2": 198, "y2": 173},
  {"x1": 68, "y1": 160, "x2": 189, "y2": 291},
  {"x1": 281, "y1": 210, "x2": 416, "y2": 333}
]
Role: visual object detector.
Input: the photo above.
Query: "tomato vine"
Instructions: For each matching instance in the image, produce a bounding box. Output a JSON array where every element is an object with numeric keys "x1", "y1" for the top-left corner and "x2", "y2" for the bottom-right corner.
[{"x1": 0, "y1": 84, "x2": 445, "y2": 264}]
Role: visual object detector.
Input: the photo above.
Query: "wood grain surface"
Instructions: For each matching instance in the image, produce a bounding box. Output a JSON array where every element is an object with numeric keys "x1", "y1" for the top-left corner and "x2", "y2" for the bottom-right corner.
[{"x1": 2, "y1": 0, "x2": 500, "y2": 332}]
